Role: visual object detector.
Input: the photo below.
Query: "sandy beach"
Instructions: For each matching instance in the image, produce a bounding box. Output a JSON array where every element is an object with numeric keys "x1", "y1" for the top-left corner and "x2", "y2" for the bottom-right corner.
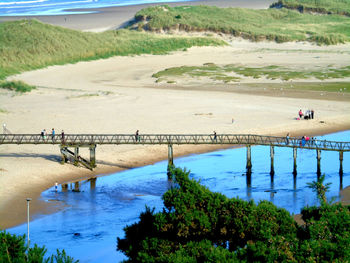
[{"x1": 1, "y1": 0, "x2": 350, "y2": 229}]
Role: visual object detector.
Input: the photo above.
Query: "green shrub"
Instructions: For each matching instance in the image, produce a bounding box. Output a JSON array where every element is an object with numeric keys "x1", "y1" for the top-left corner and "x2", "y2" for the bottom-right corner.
[{"x1": 0, "y1": 230, "x2": 78, "y2": 262}]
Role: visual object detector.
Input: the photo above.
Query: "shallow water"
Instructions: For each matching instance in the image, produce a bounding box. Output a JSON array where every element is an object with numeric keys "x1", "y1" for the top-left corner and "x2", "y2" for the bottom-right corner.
[
  {"x1": 0, "y1": 0, "x2": 191, "y2": 16},
  {"x1": 8, "y1": 131, "x2": 350, "y2": 262}
]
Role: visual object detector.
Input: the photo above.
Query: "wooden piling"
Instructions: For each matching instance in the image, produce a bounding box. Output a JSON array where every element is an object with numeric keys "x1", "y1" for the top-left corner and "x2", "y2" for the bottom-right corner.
[
  {"x1": 246, "y1": 172, "x2": 252, "y2": 187},
  {"x1": 89, "y1": 145, "x2": 96, "y2": 168},
  {"x1": 60, "y1": 146, "x2": 67, "y2": 164},
  {"x1": 89, "y1": 177, "x2": 96, "y2": 189},
  {"x1": 62, "y1": 184, "x2": 68, "y2": 191},
  {"x1": 316, "y1": 149, "x2": 321, "y2": 177},
  {"x1": 74, "y1": 147, "x2": 79, "y2": 166},
  {"x1": 168, "y1": 144, "x2": 174, "y2": 167},
  {"x1": 167, "y1": 144, "x2": 174, "y2": 179},
  {"x1": 293, "y1": 147, "x2": 297, "y2": 176},
  {"x1": 74, "y1": 181, "x2": 80, "y2": 192},
  {"x1": 246, "y1": 145, "x2": 252, "y2": 175},
  {"x1": 339, "y1": 151, "x2": 343, "y2": 176},
  {"x1": 270, "y1": 146, "x2": 275, "y2": 176}
]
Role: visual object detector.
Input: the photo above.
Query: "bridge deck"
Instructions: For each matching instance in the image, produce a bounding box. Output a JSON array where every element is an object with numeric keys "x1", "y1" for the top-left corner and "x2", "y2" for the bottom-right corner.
[{"x1": 1, "y1": 134, "x2": 349, "y2": 152}]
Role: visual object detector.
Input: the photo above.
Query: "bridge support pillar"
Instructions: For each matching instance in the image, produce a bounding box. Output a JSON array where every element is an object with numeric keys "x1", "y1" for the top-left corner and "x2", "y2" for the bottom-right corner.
[
  {"x1": 73, "y1": 181, "x2": 80, "y2": 192},
  {"x1": 270, "y1": 146, "x2": 275, "y2": 176},
  {"x1": 60, "y1": 146, "x2": 68, "y2": 164},
  {"x1": 74, "y1": 147, "x2": 79, "y2": 166},
  {"x1": 62, "y1": 183, "x2": 68, "y2": 191},
  {"x1": 89, "y1": 177, "x2": 96, "y2": 189},
  {"x1": 293, "y1": 147, "x2": 297, "y2": 176},
  {"x1": 167, "y1": 144, "x2": 174, "y2": 179},
  {"x1": 246, "y1": 145, "x2": 252, "y2": 175},
  {"x1": 89, "y1": 145, "x2": 96, "y2": 168},
  {"x1": 339, "y1": 151, "x2": 343, "y2": 176},
  {"x1": 316, "y1": 149, "x2": 321, "y2": 177}
]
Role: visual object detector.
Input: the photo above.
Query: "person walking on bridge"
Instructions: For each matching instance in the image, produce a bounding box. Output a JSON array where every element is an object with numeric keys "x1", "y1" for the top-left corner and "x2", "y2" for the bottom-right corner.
[
  {"x1": 213, "y1": 131, "x2": 217, "y2": 143},
  {"x1": 135, "y1": 130, "x2": 140, "y2": 142},
  {"x1": 61, "y1": 130, "x2": 65, "y2": 144},
  {"x1": 51, "y1": 128, "x2": 55, "y2": 142}
]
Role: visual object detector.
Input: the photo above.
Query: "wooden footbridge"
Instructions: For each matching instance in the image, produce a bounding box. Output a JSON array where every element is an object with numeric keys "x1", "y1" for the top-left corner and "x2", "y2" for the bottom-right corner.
[{"x1": 1, "y1": 133, "x2": 348, "y2": 176}]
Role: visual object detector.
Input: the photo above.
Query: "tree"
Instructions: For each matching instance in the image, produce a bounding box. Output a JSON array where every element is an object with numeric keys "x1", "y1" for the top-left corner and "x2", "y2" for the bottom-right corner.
[
  {"x1": 0, "y1": 230, "x2": 78, "y2": 263},
  {"x1": 117, "y1": 167, "x2": 350, "y2": 262},
  {"x1": 307, "y1": 174, "x2": 331, "y2": 205}
]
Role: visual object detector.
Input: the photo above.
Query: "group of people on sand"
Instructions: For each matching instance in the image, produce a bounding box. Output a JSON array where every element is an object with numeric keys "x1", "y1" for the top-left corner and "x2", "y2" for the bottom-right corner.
[
  {"x1": 298, "y1": 109, "x2": 314, "y2": 120},
  {"x1": 41, "y1": 128, "x2": 65, "y2": 142}
]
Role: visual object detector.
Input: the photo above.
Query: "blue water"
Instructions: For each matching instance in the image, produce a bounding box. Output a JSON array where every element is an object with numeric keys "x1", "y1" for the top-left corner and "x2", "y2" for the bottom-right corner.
[
  {"x1": 0, "y1": 0, "x2": 190, "y2": 16},
  {"x1": 8, "y1": 130, "x2": 350, "y2": 262}
]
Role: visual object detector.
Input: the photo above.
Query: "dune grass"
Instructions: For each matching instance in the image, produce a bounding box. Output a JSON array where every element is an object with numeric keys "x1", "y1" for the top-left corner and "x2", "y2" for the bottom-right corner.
[
  {"x1": 0, "y1": 19, "x2": 225, "y2": 80},
  {"x1": 135, "y1": 5, "x2": 350, "y2": 45},
  {"x1": 0, "y1": 80, "x2": 36, "y2": 93},
  {"x1": 271, "y1": 0, "x2": 350, "y2": 16},
  {"x1": 152, "y1": 63, "x2": 350, "y2": 84}
]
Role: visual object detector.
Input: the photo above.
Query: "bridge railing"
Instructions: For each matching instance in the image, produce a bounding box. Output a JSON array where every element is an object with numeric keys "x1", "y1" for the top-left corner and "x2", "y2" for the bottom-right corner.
[{"x1": 0, "y1": 134, "x2": 349, "y2": 151}]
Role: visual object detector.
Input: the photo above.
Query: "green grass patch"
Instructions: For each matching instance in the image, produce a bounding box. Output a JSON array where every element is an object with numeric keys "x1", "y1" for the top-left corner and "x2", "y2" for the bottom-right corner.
[
  {"x1": 0, "y1": 80, "x2": 36, "y2": 93},
  {"x1": 135, "y1": 5, "x2": 350, "y2": 44},
  {"x1": 271, "y1": 0, "x2": 350, "y2": 16},
  {"x1": 153, "y1": 63, "x2": 241, "y2": 83},
  {"x1": 153, "y1": 64, "x2": 350, "y2": 83},
  {"x1": 0, "y1": 19, "x2": 225, "y2": 81},
  {"x1": 0, "y1": 108, "x2": 9, "y2": 113}
]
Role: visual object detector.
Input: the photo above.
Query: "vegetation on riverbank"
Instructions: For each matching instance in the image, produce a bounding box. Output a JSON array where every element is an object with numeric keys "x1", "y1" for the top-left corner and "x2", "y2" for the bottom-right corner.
[
  {"x1": 0, "y1": 231, "x2": 78, "y2": 263},
  {"x1": 152, "y1": 63, "x2": 350, "y2": 85},
  {"x1": 117, "y1": 167, "x2": 350, "y2": 262},
  {"x1": 134, "y1": 4, "x2": 350, "y2": 45},
  {"x1": 0, "y1": 19, "x2": 224, "y2": 80},
  {"x1": 270, "y1": 0, "x2": 350, "y2": 16}
]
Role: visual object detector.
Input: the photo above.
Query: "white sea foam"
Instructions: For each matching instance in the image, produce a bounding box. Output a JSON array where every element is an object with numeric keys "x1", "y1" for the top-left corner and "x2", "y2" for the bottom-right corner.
[
  {"x1": 0, "y1": 0, "x2": 48, "y2": 6},
  {"x1": 0, "y1": 0, "x2": 94, "y2": 7}
]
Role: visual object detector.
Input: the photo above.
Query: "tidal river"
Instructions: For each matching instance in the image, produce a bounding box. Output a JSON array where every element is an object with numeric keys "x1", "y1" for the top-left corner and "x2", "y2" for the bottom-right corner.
[{"x1": 8, "y1": 131, "x2": 350, "y2": 262}]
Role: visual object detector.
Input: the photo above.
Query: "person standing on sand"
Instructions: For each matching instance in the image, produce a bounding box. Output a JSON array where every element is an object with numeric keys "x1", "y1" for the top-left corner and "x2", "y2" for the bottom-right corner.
[
  {"x1": 311, "y1": 109, "x2": 314, "y2": 119},
  {"x1": 213, "y1": 131, "x2": 217, "y2": 142},
  {"x1": 298, "y1": 109, "x2": 303, "y2": 119}
]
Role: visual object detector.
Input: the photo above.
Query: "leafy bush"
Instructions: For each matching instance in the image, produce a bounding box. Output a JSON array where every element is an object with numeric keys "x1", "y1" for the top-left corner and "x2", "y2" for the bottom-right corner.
[{"x1": 0, "y1": 230, "x2": 78, "y2": 263}]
